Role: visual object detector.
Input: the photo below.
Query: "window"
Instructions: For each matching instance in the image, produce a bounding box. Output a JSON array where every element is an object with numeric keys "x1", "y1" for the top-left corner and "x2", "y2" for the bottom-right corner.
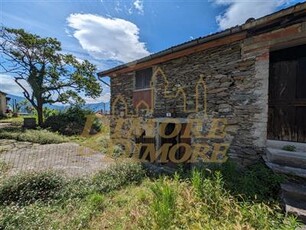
[{"x1": 135, "y1": 68, "x2": 152, "y2": 90}]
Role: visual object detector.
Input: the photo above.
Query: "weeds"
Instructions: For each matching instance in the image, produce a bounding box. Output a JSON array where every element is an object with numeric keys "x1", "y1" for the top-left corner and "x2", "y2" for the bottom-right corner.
[
  {"x1": 0, "y1": 171, "x2": 64, "y2": 205},
  {"x1": 0, "y1": 127, "x2": 67, "y2": 144},
  {"x1": 140, "y1": 169, "x2": 300, "y2": 229},
  {"x1": 150, "y1": 178, "x2": 177, "y2": 229},
  {"x1": 93, "y1": 162, "x2": 145, "y2": 193},
  {"x1": 0, "y1": 162, "x2": 301, "y2": 229},
  {"x1": 0, "y1": 161, "x2": 10, "y2": 175}
]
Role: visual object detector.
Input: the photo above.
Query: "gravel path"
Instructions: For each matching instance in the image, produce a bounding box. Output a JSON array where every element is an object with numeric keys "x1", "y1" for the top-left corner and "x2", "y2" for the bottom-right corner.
[{"x1": 0, "y1": 139, "x2": 114, "y2": 177}]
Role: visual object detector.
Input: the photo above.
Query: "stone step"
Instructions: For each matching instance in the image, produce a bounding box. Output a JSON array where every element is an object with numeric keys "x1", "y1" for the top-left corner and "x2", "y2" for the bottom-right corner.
[
  {"x1": 281, "y1": 183, "x2": 306, "y2": 209},
  {"x1": 282, "y1": 183, "x2": 306, "y2": 198},
  {"x1": 266, "y1": 162, "x2": 306, "y2": 179},
  {"x1": 267, "y1": 140, "x2": 306, "y2": 152},
  {"x1": 266, "y1": 148, "x2": 306, "y2": 169},
  {"x1": 281, "y1": 183, "x2": 306, "y2": 224},
  {"x1": 285, "y1": 204, "x2": 306, "y2": 224}
]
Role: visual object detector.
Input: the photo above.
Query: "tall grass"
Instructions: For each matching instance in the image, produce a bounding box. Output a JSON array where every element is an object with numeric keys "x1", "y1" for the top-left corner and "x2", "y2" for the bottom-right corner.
[
  {"x1": 150, "y1": 178, "x2": 177, "y2": 229},
  {"x1": 0, "y1": 162, "x2": 301, "y2": 229},
  {"x1": 139, "y1": 167, "x2": 301, "y2": 229}
]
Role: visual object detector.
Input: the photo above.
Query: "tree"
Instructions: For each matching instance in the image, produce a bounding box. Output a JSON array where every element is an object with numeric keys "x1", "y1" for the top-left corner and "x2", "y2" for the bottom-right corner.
[
  {"x1": 0, "y1": 27, "x2": 102, "y2": 126},
  {"x1": 19, "y1": 99, "x2": 35, "y2": 114}
]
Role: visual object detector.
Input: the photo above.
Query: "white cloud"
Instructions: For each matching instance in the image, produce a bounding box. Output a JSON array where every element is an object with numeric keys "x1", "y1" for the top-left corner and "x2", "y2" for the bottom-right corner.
[
  {"x1": 67, "y1": 14, "x2": 150, "y2": 63},
  {"x1": 0, "y1": 74, "x2": 31, "y2": 97},
  {"x1": 213, "y1": 0, "x2": 290, "y2": 30},
  {"x1": 133, "y1": 0, "x2": 144, "y2": 14}
]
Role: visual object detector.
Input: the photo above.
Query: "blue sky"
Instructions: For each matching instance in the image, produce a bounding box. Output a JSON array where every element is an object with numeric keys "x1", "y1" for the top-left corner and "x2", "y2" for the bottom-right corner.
[{"x1": 0, "y1": 0, "x2": 304, "y2": 103}]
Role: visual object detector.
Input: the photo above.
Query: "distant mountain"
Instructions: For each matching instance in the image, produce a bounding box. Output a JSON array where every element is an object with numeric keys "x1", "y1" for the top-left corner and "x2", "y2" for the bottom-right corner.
[
  {"x1": 7, "y1": 94, "x2": 110, "y2": 113},
  {"x1": 83, "y1": 102, "x2": 110, "y2": 113}
]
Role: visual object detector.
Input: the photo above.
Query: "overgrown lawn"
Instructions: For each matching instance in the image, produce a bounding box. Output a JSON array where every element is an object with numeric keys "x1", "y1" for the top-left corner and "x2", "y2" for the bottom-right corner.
[
  {"x1": 0, "y1": 127, "x2": 67, "y2": 144},
  {"x1": 0, "y1": 162, "x2": 301, "y2": 229}
]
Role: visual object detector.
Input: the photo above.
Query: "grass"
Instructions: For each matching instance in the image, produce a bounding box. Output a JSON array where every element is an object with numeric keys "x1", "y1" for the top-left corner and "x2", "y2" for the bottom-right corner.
[
  {"x1": 0, "y1": 115, "x2": 111, "y2": 153},
  {"x1": 71, "y1": 126, "x2": 125, "y2": 158},
  {"x1": 0, "y1": 161, "x2": 10, "y2": 176},
  {"x1": 0, "y1": 127, "x2": 67, "y2": 144},
  {"x1": 0, "y1": 116, "x2": 26, "y2": 126},
  {"x1": 0, "y1": 162, "x2": 302, "y2": 229},
  {"x1": 71, "y1": 132, "x2": 110, "y2": 153}
]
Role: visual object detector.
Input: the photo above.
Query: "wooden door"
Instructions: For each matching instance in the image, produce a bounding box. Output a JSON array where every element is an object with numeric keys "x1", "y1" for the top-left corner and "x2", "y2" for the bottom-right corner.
[
  {"x1": 268, "y1": 45, "x2": 306, "y2": 142},
  {"x1": 160, "y1": 123, "x2": 191, "y2": 166}
]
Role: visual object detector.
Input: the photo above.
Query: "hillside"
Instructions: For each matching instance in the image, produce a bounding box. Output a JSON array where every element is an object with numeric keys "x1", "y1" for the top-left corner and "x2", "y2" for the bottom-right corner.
[{"x1": 7, "y1": 94, "x2": 110, "y2": 113}]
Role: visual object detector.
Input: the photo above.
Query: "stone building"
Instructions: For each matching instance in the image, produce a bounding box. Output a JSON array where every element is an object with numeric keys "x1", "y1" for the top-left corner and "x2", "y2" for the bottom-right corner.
[
  {"x1": 99, "y1": 3, "x2": 306, "y2": 218},
  {"x1": 99, "y1": 3, "x2": 306, "y2": 168},
  {"x1": 0, "y1": 91, "x2": 9, "y2": 116}
]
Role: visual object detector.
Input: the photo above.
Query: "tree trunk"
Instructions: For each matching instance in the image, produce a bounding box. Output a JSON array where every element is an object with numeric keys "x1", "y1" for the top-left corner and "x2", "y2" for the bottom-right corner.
[{"x1": 37, "y1": 102, "x2": 43, "y2": 127}]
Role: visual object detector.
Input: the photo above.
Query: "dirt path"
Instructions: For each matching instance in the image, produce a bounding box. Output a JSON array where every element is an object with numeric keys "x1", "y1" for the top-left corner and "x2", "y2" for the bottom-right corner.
[{"x1": 0, "y1": 139, "x2": 114, "y2": 177}]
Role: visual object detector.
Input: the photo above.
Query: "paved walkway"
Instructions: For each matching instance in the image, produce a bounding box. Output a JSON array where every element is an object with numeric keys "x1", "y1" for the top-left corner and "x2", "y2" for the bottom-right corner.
[{"x1": 0, "y1": 139, "x2": 113, "y2": 177}]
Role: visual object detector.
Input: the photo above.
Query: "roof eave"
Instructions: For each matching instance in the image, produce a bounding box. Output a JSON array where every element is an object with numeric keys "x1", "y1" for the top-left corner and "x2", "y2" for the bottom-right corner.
[{"x1": 98, "y1": 2, "x2": 306, "y2": 77}]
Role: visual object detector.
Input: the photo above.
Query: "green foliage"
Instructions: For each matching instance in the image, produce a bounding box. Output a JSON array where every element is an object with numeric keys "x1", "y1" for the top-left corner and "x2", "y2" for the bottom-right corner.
[
  {"x1": 58, "y1": 177, "x2": 96, "y2": 200},
  {"x1": 0, "y1": 27, "x2": 102, "y2": 126},
  {"x1": 86, "y1": 193, "x2": 104, "y2": 211},
  {"x1": 219, "y1": 162, "x2": 284, "y2": 201},
  {"x1": 43, "y1": 106, "x2": 101, "y2": 136},
  {"x1": 0, "y1": 116, "x2": 24, "y2": 126},
  {"x1": 0, "y1": 196, "x2": 105, "y2": 230},
  {"x1": 282, "y1": 145, "x2": 296, "y2": 152},
  {"x1": 43, "y1": 107, "x2": 59, "y2": 120},
  {"x1": 0, "y1": 202, "x2": 55, "y2": 230},
  {"x1": 0, "y1": 161, "x2": 10, "y2": 175},
  {"x1": 150, "y1": 178, "x2": 177, "y2": 229},
  {"x1": 139, "y1": 171, "x2": 300, "y2": 230},
  {"x1": 0, "y1": 172, "x2": 64, "y2": 205},
  {"x1": 188, "y1": 161, "x2": 284, "y2": 201},
  {"x1": 18, "y1": 100, "x2": 35, "y2": 114},
  {"x1": 0, "y1": 164, "x2": 301, "y2": 229},
  {"x1": 112, "y1": 144, "x2": 124, "y2": 158},
  {"x1": 0, "y1": 127, "x2": 67, "y2": 144},
  {"x1": 91, "y1": 117, "x2": 102, "y2": 133},
  {"x1": 92, "y1": 162, "x2": 146, "y2": 193}
]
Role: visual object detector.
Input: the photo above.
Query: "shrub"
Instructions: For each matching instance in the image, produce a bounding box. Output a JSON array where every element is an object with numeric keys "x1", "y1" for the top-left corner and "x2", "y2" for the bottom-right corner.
[
  {"x1": 92, "y1": 162, "x2": 145, "y2": 193},
  {"x1": 43, "y1": 106, "x2": 102, "y2": 136},
  {"x1": 58, "y1": 178, "x2": 95, "y2": 200},
  {"x1": 0, "y1": 195, "x2": 104, "y2": 230},
  {"x1": 192, "y1": 161, "x2": 284, "y2": 201},
  {"x1": 0, "y1": 127, "x2": 67, "y2": 144},
  {"x1": 0, "y1": 171, "x2": 64, "y2": 205},
  {"x1": 282, "y1": 145, "x2": 296, "y2": 152},
  {"x1": 219, "y1": 162, "x2": 284, "y2": 201},
  {"x1": 0, "y1": 202, "x2": 54, "y2": 229}
]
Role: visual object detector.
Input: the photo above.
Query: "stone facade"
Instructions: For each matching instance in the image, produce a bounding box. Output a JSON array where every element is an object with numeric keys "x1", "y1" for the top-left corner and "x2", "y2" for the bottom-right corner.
[
  {"x1": 0, "y1": 91, "x2": 7, "y2": 116},
  {"x1": 109, "y1": 18, "x2": 306, "y2": 165}
]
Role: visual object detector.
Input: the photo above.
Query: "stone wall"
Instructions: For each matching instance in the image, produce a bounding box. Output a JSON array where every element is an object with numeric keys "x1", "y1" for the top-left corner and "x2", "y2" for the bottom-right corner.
[
  {"x1": 0, "y1": 93, "x2": 7, "y2": 115},
  {"x1": 109, "y1": 21, "x2": 306, "y2": 165},
  {"x1": 153, "y1": 42, "x2": 264, "y2": 165}
]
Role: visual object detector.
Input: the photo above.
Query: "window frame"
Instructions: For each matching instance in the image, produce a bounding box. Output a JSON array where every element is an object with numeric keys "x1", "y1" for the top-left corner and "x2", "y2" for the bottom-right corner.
[{"x1": 134, "y1": 68, "x2": 152, "y2": 90}]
